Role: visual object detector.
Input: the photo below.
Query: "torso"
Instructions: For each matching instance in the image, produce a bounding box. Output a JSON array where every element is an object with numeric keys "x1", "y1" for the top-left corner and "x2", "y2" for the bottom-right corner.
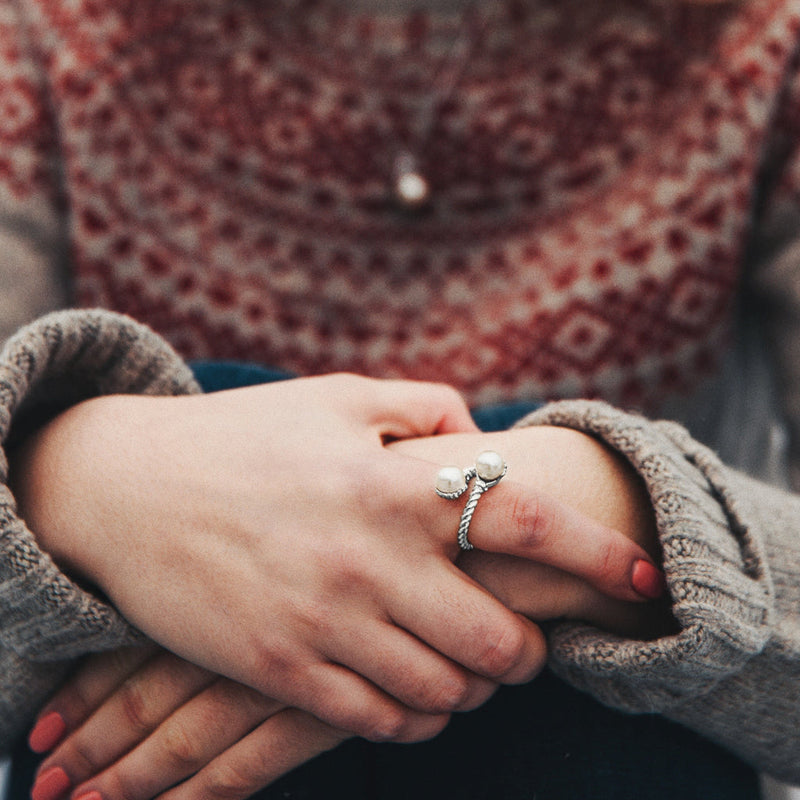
[{"x1": 22, "y1": 0, "x2": 800, "y2": 405}]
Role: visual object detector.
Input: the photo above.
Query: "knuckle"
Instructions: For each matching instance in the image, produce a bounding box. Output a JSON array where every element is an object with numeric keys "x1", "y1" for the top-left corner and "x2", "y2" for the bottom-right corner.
[
  {"x1": 204, "y1": 760, "x2": 260, "y2": 800},
  {"x1": 290, "y1": 591, "x2": 336, "y2": 641},
  {"x1": 118, "y1": 678, "x2": 156, "y2": 736},
  {"x1": 460, "y1": 677, "x2": 499, "y2": 711},
  {"x1": 248, "y1": 639, "x2": 295, "y2": 693},
  {"x1": 475, "y1": 621, "x2": 526, "y2": 678},
  {"x1": 107, "y1": 646, "x2": 141, "y2": 675},
  {"x1": 514, "y1": 638, "x2": 548, "y2": 684},
  {"x1": 59, "y1": 674, "x2": 96, "y2": 721},
  {"x1": 508, "y1": 494, "x2": 550, "y2": 551},
  {"x1": 108, "y1": 770, "x2": 144, "y2": 800},
  {"x1": 59, "y1": 736, "x2": 102, "y2": 777},
  {"x1": 63, "y1": 689, "x2": 91, "y2": 723},
  {"x1": 393, "y1": 712, "x2": 451, "y2": 744},
  {"x1": 422, "y1": 672, "x2": 471, "y2": 713},
  {"x1": 595, "y1": 537, "x2": 621, "y2": 583},
  {"x1": 104, "y1": 650, "x2": 133, "y2": 683},
  {"x1": 326, "y1": 532, "x2": 367, "y2": 577},
  {"x1": 362, "y1": 706, "x2": 409, "y2": 742},
  {"x1": 161, "y1": 719, "x2": 204, "y2": 772},
  {"x1": 322, "y1": 533, "x2": 379, "y2": 595}
]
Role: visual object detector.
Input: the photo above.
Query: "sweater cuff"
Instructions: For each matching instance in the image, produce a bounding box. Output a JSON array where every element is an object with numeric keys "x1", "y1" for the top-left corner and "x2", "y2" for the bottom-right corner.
[
  {"x1": 514, "y1": 400, "x2": 774, "y2": 713},
  {"x1": 0, "y1": 310, "x2": 200, "y2": 661}
]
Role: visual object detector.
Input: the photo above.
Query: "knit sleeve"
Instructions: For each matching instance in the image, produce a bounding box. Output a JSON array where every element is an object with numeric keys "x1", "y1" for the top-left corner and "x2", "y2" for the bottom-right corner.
[
  {"x1": 0, "y1": 309, "x2": 200, "y2": 752},
  {"x1": 515, "y1": 400, "x2": 800, "y2": 784},
  {"x1": 0, "y1": 0, "x2": 70, "y2": 343}
]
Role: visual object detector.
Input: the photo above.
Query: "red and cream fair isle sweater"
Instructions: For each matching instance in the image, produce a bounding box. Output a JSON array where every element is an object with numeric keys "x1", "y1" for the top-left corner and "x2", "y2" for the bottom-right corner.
[
  {"x1": 5, "y1": 0, "x2": 800, "y2": 785},
  {"x1": 4, "y1": 0, "x2": 800, "y2": 411}
]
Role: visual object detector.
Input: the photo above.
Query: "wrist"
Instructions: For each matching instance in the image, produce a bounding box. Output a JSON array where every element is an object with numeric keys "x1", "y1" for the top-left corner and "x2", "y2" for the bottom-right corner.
[{"x1": 9, "y1": 396, "x2": 126, "y2": 586}]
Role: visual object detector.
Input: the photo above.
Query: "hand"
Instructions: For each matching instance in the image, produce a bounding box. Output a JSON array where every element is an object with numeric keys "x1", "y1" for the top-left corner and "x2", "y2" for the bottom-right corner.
[
  {"x1": 391, "y1": 426, "x2": 675, "y2": 639},
  {"x1": 31, "y1": 645, "x2": 462, "y2": 800},
  {"x1": 390, "y1": 425, "x2": 671, "y2": 638},
  {"x1": 12, "y1": 375, "x2": 660, "y2": 741},
  {"x1": 29, "y1": 648, "x2": 356, "y2": 800},
  {"x1": 28, "y1": 421, "x2": 668, "y2": 800}
]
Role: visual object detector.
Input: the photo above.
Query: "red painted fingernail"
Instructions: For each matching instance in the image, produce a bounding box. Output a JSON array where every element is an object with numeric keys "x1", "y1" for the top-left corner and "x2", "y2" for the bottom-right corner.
[
  {"x1": 631, "y1": 559, "x2": 667, "y2": 600},
  {"x1": 30, "y1": 766, "x2": 71, "y2": 800},
  {"x1": 28, "y1": 712, "x2": 67, "y2": 754},
  {"x1": 74, "y1": 792, "x2": 103, "y2": 800}
]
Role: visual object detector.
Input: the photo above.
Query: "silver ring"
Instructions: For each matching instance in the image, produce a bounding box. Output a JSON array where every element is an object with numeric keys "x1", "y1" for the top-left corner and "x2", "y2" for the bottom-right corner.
[{"x1": 435, "y1": 451, "x2": 508, "y2": 550}]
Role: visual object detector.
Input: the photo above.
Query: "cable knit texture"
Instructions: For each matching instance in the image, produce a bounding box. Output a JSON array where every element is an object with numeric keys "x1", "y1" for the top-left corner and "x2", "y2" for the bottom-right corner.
[
  {"x1": 516, "y1": 400, "x2": 800, "y2": 782},
  {"x1": 0, "y1": 309, "x2": 199, "y2": 747}
]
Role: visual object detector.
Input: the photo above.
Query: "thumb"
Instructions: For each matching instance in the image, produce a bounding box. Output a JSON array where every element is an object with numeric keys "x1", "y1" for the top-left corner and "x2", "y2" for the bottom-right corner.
[{"x1": 358, "y1": 378, "x2": 479, "y2": 440}]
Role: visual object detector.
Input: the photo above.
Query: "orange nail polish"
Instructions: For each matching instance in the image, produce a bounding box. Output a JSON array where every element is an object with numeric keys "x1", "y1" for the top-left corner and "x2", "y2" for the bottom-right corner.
[
  {"x1": 631, "y1": 559, "x2": 666, "y2": 599},
  {"x1": 31, "y1": 766, "x2": 71, "y2": 800},
  {"x1": 28, "y1": 712, "x2": 67, "y2": 754}
]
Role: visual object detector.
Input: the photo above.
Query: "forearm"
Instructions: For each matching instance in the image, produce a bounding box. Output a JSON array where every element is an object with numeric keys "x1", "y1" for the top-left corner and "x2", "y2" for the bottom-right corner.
[
  {"x1": 517, "y1": 400, "x2": 798, "y2": 783},
  {"x1": 0, "y1": 310, "x2": 198, "y2": 751}
]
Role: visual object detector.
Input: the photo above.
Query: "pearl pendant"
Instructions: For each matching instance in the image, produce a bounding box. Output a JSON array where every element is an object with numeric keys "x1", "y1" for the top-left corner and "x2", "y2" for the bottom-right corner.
[
  {"x1": 395, "y1": 171, "x2": 430, "y2": 208},
  {"x1": 393, "y1": 152, "x2": 430, "y2": 209},
  {"x1": 436, "y1": 465, "x2": 467, "y2": 496},
  {"x1": 475, "y1": 451, "x2": 505, "y2": 482}
]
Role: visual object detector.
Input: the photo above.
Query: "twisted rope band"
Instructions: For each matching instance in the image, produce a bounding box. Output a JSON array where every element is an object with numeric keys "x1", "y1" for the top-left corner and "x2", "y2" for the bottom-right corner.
[{"x1": 435, "y1": 452, "x2": 508, "y2": 551}]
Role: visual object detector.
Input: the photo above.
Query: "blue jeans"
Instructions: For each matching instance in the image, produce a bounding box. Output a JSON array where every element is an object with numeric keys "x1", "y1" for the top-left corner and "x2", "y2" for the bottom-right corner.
[{"x1": 9, "y1": 363, "x2": 759, "y2": 800}]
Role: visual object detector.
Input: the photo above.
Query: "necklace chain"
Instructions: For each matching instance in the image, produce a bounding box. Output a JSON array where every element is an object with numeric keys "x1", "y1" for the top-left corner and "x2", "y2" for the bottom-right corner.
[
  {"x1": 392, "y1": 3, "x2": 501, "y2": 210},
  {"x1": 272, "y1": 1, "x2": 505, "y2": 211}
]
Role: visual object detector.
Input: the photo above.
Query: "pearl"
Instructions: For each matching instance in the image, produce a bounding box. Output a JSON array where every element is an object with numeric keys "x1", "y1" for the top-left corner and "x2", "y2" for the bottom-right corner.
[
  {"x1": 475, "y1": 450, "x2": 505, "y2": 481},
  {"x1": 395, "y1": 171, "x2": 430, "y2": 208},
  {"x1": 436, "y1": 465, "x2": 466, "y2": 495},
  {"x1": 393, "y1": 152, "x2": 430, "y2": 209}
]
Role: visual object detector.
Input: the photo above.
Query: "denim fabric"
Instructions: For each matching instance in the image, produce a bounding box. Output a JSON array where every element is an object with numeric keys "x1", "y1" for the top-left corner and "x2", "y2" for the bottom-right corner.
[{"x1": 9, "y1": 363, "x2": 759, "y2": 799}]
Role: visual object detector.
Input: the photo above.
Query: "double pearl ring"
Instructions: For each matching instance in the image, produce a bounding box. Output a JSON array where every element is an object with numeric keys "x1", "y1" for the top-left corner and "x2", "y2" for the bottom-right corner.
[{"x1": 435, "y1": 451, "x2": 507, "y2": 550}]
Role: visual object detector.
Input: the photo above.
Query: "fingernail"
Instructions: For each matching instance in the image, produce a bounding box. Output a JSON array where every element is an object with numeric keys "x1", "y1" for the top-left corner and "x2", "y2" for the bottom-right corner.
[
  {"x1": 28, "y1": 712, "x2": 67, "y2": 754},
  {"x1": 631, "y1": 559, "x2": 667, "y2": 599},
  {"x1": 74, "y1": 792, "x2": 103, "y2": 800},
  {"x1": 30, "y1": 766, "x2": 71, "y2": 800}
]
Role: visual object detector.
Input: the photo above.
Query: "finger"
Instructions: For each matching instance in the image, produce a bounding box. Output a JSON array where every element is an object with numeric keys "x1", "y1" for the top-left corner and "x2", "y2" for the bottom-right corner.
[
  {"x1": 459, "y1": 551, "x2": 588, "y2": 619},
  {"x1": 388, "y1": 562, "x2": 548, "y2": 685},
  {"x1": 158, "y1": 710, "x2": 351, "y2": 800},
  {"x1": 460, "y1": 479, "x2": 665, "y2": 602},
  {"x1": 350, "y1": 376, "x2": 478, "y2": 438},
  {"x1": 29, "y1": 646, "x2": 157, "y2": 754},
  {"x1": 326, "y1": 618, "x2": 497, "y2": 714},
  {"x1": 72, "y1": 680, "x2": 283, "y2": 800},
  {"x1": 161, "y1": 705, "x2": 450, "y2": 800},
  {"x1": 284, "y1": 661, "x2": 447, "y2": 742},
  {"x1": 36, "y1": 652, "x2": 214, "y2": 789}
]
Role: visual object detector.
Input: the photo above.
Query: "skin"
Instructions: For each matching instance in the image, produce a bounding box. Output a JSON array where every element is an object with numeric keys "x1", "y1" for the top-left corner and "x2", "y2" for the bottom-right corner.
[
  {"x1": 12, "y1": 376, "x2": 661, "y2": 744},
  {"x1": 22, "y1": 391, "x2": 668, "y2": 800}
]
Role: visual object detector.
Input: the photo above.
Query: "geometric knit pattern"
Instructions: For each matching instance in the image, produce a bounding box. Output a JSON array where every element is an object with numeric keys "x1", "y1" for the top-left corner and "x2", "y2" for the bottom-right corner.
[{"x1": 3, "y1": 0, "x2": 800, "y2": 406}]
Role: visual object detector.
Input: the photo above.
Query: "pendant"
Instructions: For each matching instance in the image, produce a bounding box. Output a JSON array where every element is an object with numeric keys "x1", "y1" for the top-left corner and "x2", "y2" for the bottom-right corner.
[{"x1": 393, "y1": 152, "x2": 431, "y2": 209}]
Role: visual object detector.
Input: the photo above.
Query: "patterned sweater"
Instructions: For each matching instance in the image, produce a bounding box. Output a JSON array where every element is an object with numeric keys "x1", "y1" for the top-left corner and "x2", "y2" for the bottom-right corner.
[{"x1": 2, "y1": 0, "x2": 800, "y2": 784}]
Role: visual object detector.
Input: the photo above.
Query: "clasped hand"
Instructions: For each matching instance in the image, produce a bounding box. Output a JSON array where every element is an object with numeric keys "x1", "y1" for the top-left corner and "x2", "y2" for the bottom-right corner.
[{"x1": 15, "y1": 375, "x2": 665, "y2": 800}]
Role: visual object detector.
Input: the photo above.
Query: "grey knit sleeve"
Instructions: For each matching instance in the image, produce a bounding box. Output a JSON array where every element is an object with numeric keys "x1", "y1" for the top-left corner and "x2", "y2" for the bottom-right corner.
[
  {"x1": 515, "y1": 399, "x2": 800, "y2": 783},
  {"x1": 0, "y1": 309, "x2": 199, "y2": 751}
]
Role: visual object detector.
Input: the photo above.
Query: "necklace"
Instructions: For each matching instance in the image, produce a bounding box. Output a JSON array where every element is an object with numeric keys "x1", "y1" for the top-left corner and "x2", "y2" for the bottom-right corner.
[
  {"x1": 390, "y1": 4, "x2": 498, "y2": 210},
  {"x1": 273, "y1": 1, "x2": 504, "y2": 212}
]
